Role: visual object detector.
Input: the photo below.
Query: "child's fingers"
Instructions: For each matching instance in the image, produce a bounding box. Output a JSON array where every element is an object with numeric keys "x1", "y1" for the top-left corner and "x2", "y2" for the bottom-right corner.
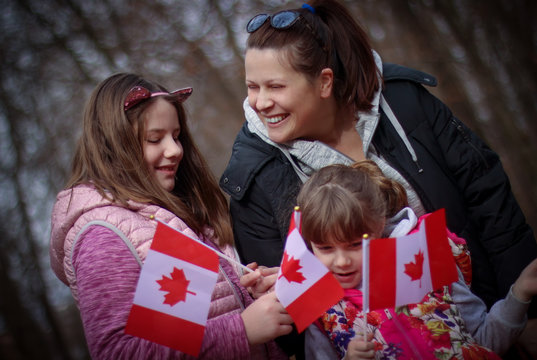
[
  {"x1": 345, "y1": 336, "x2": 375, "y2": 359},
  {"x1": 258, "y1": 266, "x2": 279, "y2": 277},
  {"x1": 246, "y1": 262, "x2": 258, "y2": 270},
  {"x1": 240, "y1": 268, "x2": 262, "y2": 288}
]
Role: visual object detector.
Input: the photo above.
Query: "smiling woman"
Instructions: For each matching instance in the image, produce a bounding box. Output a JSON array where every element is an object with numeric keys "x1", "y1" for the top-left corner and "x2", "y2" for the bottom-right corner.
[{"x1": 245, "y1": 48, "x2": 341, "y2": 147}]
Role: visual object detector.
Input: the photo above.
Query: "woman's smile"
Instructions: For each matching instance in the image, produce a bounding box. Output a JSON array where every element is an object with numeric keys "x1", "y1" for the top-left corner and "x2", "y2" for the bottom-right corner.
[
  {"x1": 263, "y1": 114, "x2": 288, "y2": 124},
  {"x1": 245, "y1": 48, "x2": 332, "y2": 144}
]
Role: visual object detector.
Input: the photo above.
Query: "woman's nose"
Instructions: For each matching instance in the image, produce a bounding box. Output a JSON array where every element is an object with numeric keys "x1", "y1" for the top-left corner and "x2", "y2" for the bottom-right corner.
[{"x1": 254, "y1": 89, "x2": 273, "y2": 112}]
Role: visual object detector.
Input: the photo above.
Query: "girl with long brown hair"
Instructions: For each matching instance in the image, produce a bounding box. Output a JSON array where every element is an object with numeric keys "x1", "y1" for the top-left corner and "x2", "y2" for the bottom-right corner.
[{"x1": 49, "y1": 73, "x2": 291, "y2": 359}]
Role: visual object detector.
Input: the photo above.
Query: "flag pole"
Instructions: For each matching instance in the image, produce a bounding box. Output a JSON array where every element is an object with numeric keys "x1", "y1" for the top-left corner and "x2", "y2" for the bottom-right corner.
[
  {"x1": 150, "y1": 216, "x2": 253, "y2": 273},
  {"x1": 294, "y1": 206, "x2": 301, "y2": 230},
  {"x1": 362, "y1": 233, "x2": 370, "y2": 343}
]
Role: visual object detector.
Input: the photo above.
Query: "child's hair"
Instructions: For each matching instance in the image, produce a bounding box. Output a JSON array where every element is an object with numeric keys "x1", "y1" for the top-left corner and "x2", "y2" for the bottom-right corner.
[
  {"x1": 297, "y1": 161, "x2": 408, "y2": 245},
  {"x1": 66, "y1": 73, "x2": 233, "y2": 246},
  {"x1": 246, "y1": 0, "x2": 379, "y2": 112}
]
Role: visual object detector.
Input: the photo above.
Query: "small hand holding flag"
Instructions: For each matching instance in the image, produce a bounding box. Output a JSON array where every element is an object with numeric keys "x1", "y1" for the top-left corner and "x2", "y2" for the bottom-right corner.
[{"x1": 275, "y1": 207, "x2": 344, "y2": 333}]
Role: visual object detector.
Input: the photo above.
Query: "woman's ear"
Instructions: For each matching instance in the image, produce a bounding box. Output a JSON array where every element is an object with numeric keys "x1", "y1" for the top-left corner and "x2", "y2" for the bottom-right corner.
[{"x1": 319, "y1": 68, "x2": 334, "y2": 98}]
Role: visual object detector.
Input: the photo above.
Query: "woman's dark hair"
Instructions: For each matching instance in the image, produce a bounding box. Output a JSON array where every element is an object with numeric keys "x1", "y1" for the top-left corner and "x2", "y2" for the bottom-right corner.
[{"x1": 247, "y1": 0, "x2": 379, "y2": 112}]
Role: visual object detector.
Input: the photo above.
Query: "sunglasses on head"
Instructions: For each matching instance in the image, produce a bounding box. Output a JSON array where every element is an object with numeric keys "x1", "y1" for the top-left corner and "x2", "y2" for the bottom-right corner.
[
  {"x1": 246, "y1": 7, "x2": 327, "y2": 52},
  {"x1": 124, "y1": 86, "x2": 193, "y2": 111},
  {"x1": 246, "y1": 10, "x2": 302, "y2": 33}
]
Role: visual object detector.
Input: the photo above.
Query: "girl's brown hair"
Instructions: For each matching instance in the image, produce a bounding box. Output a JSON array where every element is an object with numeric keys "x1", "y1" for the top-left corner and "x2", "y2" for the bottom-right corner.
[
  {"x1": 66, "y1": 73, "x2": 233, "y2": 246},
  {"x1": 246, "y1": 0, "x2": 379, "y2": 112},
  {"x1": 297, "y1": 161, "x2": 407, "y2": 245}
]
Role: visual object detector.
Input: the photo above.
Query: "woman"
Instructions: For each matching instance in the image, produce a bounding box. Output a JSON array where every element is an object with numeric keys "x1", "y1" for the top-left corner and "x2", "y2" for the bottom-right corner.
[
  {"x1": 49, "y1": 73, "x2": 291, "y2": 359},
  {"x1": 219, "y1": 0, "x2": 536, "y2": 357}
]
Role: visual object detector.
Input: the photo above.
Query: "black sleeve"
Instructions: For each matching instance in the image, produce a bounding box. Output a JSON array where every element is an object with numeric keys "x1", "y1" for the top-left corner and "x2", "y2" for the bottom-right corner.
[
  {"x1": 229, "y1": 189, "x2": 284, "y2": 267},
  {"x1": 229, "y1": 157, "x2": 300, "y2": 267},
  {"x1": 421, "y1": 85, "x2": 537, "y2": 313}
]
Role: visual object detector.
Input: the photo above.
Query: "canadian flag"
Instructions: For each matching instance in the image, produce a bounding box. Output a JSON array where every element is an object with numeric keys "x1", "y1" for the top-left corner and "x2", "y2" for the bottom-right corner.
[
  {"x1": 125, "y1": 221, "x2": 219, "y2": 356},
  {"x1": 275, "y1": 210, "x2": 344, "y2": 333},
  {"x1": 363, "y1": 209, "x2": 458, "y2": 312}
]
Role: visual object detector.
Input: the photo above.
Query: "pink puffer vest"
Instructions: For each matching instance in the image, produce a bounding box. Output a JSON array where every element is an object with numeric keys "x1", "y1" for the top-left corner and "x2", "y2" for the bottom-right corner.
[{"x1": 50, "y1": 184, "x2": 246, "y2": 317}]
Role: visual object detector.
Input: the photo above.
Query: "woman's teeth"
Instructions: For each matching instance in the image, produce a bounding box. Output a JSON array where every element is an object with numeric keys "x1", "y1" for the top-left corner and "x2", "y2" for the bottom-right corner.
[{"x1": 265, "y1": 115, "x2": 285, "y2": 124}]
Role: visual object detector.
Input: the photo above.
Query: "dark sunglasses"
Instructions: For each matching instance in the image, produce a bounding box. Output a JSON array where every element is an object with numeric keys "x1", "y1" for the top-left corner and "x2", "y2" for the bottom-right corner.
[
  {"x1": 124, "y1": 86, "x2": 193, "y2": 111},
  {"x1": 246, "y1": 10, "x2": 301, "y2": 33}
]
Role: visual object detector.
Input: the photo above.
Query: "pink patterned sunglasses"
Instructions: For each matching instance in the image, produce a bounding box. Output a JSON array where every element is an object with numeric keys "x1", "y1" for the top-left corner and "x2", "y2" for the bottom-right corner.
[{"x1": 124, "y1": 86, "x2": 193, "y2": 111}]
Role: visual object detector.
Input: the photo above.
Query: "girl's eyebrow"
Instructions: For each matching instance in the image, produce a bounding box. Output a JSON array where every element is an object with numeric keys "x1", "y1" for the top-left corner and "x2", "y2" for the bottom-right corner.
[{"x1": 145, "y1": 128, "x2": 180, "y2": 134}]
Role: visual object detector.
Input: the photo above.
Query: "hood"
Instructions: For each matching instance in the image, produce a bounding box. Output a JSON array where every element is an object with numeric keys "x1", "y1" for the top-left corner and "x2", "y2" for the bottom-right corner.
[{"x1": 383, "y1": 207, "x2": 418, "y2": 237}]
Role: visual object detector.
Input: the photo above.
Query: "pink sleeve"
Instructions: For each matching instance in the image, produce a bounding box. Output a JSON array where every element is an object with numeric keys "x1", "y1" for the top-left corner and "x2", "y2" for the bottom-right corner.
[{"x1": 73, "y1": 225, "x2": 251, "y2": 359}]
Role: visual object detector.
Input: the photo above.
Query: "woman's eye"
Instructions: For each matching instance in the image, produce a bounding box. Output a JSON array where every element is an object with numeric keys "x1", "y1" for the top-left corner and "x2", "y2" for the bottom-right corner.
[{"x1": 146, "y1": 138, "x2": 160, "y2": 144}]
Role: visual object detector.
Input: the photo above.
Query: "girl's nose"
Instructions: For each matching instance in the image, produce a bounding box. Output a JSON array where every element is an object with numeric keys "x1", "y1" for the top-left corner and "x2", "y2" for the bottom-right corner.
[
  {"x1": 165, "y1": 137, "x2": 183, "y2": 159},
  {"x1": 334, "y1": 250, "x2": 352, "y2": 268}
]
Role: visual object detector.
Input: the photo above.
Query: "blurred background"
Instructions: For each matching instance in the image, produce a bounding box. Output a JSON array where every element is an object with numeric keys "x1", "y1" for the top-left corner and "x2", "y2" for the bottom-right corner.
[{"x1": 1, "y1": 0, "x2": 536, "y2": 358}]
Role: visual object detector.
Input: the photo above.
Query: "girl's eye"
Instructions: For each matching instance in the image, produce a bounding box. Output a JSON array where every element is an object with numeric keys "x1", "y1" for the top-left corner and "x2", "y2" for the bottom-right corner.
[
  {"x1": 349, "y1": 241, "x2": 362, "y2": 249},
  {"x1": 146, "y1": 138, "x2": 160, "y2": 144}
]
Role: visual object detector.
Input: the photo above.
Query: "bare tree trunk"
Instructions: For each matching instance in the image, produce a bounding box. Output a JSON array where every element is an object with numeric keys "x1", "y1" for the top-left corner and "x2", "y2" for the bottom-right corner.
[{"x1": 0, "y1": 245, "x2": 54, "y2": 359}]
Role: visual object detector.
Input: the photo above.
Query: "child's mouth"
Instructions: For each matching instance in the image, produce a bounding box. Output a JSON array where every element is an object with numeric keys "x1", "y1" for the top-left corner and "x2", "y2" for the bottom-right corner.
[{"x1": 334, "y1": 271, "x2": 357, "y2": 279}]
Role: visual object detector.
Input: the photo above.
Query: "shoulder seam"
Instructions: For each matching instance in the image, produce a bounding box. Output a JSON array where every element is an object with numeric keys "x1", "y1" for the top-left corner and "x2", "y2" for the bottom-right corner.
[
  {"x1": 383, "y1": 62, "x2": 438, "y2": 87},
  {"x1": 71, "y1": 220, "x2": 143, "y2": 276}
]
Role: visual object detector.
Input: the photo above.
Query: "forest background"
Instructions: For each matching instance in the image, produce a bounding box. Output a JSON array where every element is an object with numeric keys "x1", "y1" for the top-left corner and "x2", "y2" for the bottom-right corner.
[{"x1": 1, "y1": 0, "x2": 536, "y2": 359}]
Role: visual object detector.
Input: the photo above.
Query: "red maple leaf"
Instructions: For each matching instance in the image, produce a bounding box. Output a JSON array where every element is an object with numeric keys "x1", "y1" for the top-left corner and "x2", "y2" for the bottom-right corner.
[
  {"x1": 278, "y1": 251, "x2": 306, "y2": 283},
  {"x1": 404, "y1": 250, "x2": 424, "y2": 287},
  {"x1": 157, "y1": 267, "x2": 196, "y2": 306}
]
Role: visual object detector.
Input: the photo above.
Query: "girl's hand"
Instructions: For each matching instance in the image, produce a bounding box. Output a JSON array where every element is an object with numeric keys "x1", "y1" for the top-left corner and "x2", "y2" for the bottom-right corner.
[
  {"x1": 344, "y1": 333, "x2": 375, "y2": 359},
  {"x1": 512, "y1": 258, "x2": 537, "y2": 302},
  {"x1": 240, "y1": 262, "x2": 279, "y2": 299},
  {"x1": 240, "y1": 292, "x2": 293, "y2": 345}
]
